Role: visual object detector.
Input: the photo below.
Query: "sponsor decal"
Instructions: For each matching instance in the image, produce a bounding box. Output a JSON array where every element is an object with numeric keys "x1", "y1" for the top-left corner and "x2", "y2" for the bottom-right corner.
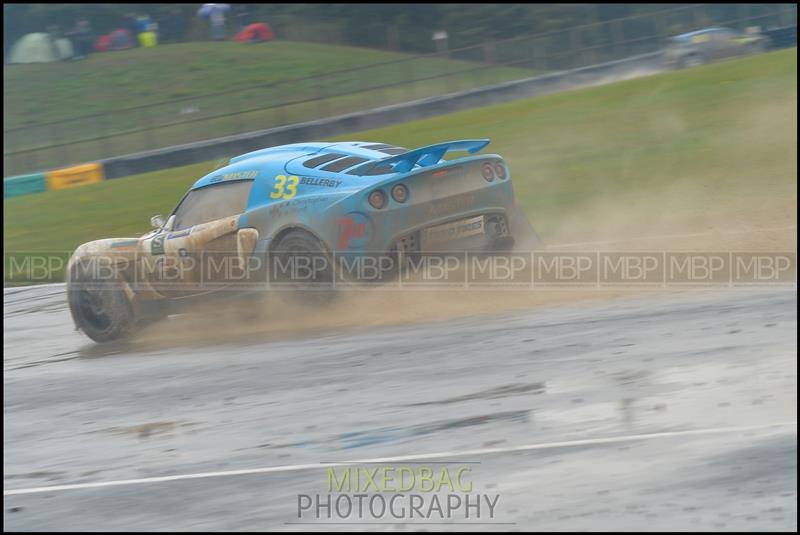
[
  {"x1": 337, "y1": 213, "x2": 370, "y2": 248},
  {"x1": 209, "y1": 170, "x2": 259, "y2": 184},
  {"x1": 151, "y1": 234, "x2": 166, "y2": 255},
  {"x1": 168, "y1": 228, "x2": 192, "y2": 240},
  {"x1": 300, "y1": 176, "x2": 341, "y2": 188},
  {"x1": 223, "y1": 170, "x2": 258, "y2": 180},
  {"x1": 422, "y1": 216, "x2": 485, "y2": 246},
  {"x1": 267, "y1": 196, "x2": 328, "y2": 217}
]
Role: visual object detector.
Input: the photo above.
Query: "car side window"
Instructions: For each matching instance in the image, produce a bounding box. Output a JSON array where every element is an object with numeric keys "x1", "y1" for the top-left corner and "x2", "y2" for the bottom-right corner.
[{"x1": 172, "y1": 180, "x2": 253, "y2": 230}]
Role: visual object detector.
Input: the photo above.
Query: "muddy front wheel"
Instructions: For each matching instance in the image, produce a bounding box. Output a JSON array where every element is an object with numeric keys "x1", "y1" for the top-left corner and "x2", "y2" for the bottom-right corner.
[{"x1": 67, "y1": 263, "x2": 136, "y2": 343}]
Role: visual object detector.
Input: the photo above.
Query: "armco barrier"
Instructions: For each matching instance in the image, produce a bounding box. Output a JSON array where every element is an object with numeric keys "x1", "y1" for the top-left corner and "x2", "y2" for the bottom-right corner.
[
  {"x1": 3, "y1": 172, "x2": 47, "y2": 199},
  {"x1": 99, "y1": 52, "x2": 664, "y2": 180},
  {"x1": 46, "y1": 163, "x2": 105, "y2": 191},
  {"x1": 765, "y1": 25, "x2": 798, "y2": 50}
]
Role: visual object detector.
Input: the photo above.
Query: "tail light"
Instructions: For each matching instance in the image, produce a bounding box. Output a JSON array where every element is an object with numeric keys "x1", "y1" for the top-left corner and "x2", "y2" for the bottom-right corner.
[
  {"x1": 368, "y1": 189, "x2": 387, "y2": 209},
  {"x1": 391, "y1": 184, "x2": 409, "y2": 203},
  {"x1": 494, "y1": 163, "x2": 507, "y2": 180},
  {"x1": 481, "y1": 163, "x2": 495, "y2": 182}
]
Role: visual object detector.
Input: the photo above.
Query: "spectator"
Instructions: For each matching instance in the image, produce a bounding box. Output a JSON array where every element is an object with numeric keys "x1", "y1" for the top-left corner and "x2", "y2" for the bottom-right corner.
[
  {"x1": 198, "y1": 4, "x2": 231, "y2": 41},
  {"x1": 136, "y1": 13, "x2": 153, "y2": 35},
  {"x1": 73, "y1": 18, "x2": 94, "y2": 59},
  {"x1": 211, "y1": 8, "x2": 227, "y2": 41}
]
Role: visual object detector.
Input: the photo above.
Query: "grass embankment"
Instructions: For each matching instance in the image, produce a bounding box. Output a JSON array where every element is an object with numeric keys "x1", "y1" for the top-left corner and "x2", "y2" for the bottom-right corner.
[{"x1": 4, "y1": 41, "x2": 533, "y2": 175}]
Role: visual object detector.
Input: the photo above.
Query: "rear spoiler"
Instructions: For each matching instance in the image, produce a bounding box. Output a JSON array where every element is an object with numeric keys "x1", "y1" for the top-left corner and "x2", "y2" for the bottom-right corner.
[{"x1": 353, "y1": 139, "x2": 491, "y2": 175}]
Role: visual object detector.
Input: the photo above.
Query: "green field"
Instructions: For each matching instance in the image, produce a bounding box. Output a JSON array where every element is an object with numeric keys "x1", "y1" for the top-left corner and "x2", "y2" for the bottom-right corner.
[
  {"x1": 4, "y1": 41, "x2": 529, "y2": 127},
  {"x1": 4, "y1": 48, "x2": 797, "y2": 283},
  {"x1": 4, "y1": 41, "x2": 532, "y2": 176}
]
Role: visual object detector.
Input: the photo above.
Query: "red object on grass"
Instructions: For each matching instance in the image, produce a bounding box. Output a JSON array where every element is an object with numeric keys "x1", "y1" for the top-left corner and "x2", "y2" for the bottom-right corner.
[
  {"x1": 95, "y1": 35, "x2": 112, "y2": 52},
  {"x1": 95, "y1": 29, "x2": 135, "y2": 52},
  {"x1": 233, "y1": 22, "x2": 274, "y2": 43}
]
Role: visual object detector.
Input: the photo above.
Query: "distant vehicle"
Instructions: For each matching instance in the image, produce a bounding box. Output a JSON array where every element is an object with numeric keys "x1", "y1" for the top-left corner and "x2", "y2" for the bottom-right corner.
[
  {"x1": 67, "y1": 140, "x2": 541, "y2": 342},
  {"x1": 663, "y1": 27, "x2": 769, "y2": 68}
]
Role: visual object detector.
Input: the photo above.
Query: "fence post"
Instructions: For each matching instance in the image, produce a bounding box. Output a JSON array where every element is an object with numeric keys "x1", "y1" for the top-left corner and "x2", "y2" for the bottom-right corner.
[
  {"x1": 779, "y1": 4, "x2": 791, "y2": 26},
  {"x1": 52, "y1": 121, "x2": 68, "y2": 168},
  {"x1": 445, "y1": 68, "x2": 456, "y2": 95},
  {"x1": 532, "y1": 39, "x2": 544, "y2": 72},
  {"x1": 274, "y1": 83, "x2": 288, "y2": 127},
  {"x1": 404, "y1": 60, "x2": 416, "y2": 101},
  {"x1": 483, "y1": 41, "x2": 496, "y2": 65},
  {"x1": 27, "y1": 135, "x2": 39, "y2": 176},
  {"x1": 583, "y1": 27, "x2": 596, "y2": 66},
  {"x1": 570, "y1": 27, "x2": 585, "y2": 68},
  {"x1": 96, "y1": 114, "x2": 111, "y2": 161},
  {"x1": 229, "y1": 94, "x2": 243, "y2": 135},
  {"x1": 140, "y1": 106, "x2": 155, "y2": 151},
  {"x1": 387, "y1": 24, "x2": 400, "y2": 50},
  {"x1": 692, "y1": 5, "x2": 707, "y2": 30},
  {"x1": 316, "y1": 81, "x2": 328, "y2": 119},
  {"x1": 612, "y1": 19, "x2": 624, "y2": 60}
]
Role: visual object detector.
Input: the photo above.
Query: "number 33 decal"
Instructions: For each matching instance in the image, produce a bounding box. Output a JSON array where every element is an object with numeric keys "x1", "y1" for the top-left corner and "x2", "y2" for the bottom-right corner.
[{"x1": 271, "y1": 175, "x2": 299, "y2": 200}]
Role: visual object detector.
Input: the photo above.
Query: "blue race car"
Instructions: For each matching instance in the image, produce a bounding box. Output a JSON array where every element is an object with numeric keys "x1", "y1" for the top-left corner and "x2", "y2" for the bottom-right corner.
[{"x1": 67, "y1": 139, "x2": 541, "y2": 342}]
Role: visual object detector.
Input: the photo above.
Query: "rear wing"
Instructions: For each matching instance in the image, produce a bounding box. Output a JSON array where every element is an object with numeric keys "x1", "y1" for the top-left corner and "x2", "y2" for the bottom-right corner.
[{"x1": 352, "y1": 139, "x2": 491, "y2": 175}]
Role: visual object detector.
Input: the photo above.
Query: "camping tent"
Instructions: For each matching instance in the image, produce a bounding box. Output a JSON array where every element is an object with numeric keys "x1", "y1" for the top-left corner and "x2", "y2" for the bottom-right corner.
[
  {"x1": 233, "y1": 22, "x2": 274, "y2": 43},
  {"x1": 9, "y1": 33, "x2": 73, "y2": 63}
]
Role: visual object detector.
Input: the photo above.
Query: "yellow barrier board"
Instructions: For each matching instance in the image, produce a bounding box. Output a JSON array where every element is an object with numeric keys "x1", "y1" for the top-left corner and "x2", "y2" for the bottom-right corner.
[{"x1": 46, "y1": 163, "x2": 105, "y2": 191}]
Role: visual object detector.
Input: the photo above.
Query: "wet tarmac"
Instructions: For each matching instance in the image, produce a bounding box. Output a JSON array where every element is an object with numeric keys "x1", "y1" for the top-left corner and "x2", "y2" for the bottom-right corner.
[{"x1": 3, "y1": 284, "x2": 797, "y2": 530}]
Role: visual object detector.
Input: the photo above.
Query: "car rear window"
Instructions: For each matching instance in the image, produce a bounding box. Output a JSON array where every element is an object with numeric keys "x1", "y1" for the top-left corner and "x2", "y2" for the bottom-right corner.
[
  {"x1": 362, "y1": 143, "x2": 409, "y2": 155},
  {"x1": 303, "y1": 153, "x2": 346, "y2": 168},
  {"x1": 362, "y1": 144, "x2": 393, "y2": 150},
  {"x1": 172, "y1": 180, "x2": 252, "y2": 230},
  {"x1": 379, "y1": 147, "x2": 409, "y2": 155},
  {"x1": 320, "y1": 156, "x2": 369, "y2": 172}
]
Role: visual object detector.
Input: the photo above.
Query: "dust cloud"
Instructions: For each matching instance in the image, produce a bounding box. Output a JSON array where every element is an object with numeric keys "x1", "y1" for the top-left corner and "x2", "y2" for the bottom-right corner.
[{"x1": 133, "y1": 89, "x2": 795, "y2": 348}]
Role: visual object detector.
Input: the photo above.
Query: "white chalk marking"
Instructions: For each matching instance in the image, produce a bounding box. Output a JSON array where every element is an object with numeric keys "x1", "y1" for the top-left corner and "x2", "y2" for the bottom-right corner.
[
  {"x1": 4, "y1": 421, "x2": 795, "y2": 496},
  {"x1": 548, "y1": 225, "x2": 797, "y2": 249}
]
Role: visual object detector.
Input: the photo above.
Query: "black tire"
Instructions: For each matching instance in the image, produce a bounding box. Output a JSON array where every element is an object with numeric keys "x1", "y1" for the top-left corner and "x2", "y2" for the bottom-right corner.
[
  {"x1": 67, "y1": 261, "x2": 136, "y2": 343},
  {"x1": 270, "y1": 229, "x2": 336, "y2": 305}
]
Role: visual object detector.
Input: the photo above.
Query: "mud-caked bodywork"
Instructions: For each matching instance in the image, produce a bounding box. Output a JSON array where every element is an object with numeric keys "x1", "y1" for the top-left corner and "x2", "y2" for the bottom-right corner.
[{"x1": 66, "y1": 139, "x2": 541, "y2": 342}]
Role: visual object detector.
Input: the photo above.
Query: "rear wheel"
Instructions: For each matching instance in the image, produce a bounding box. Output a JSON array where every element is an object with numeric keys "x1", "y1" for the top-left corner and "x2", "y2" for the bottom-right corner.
[
  {"x1": 67, "y1": 262, "x2": 136, "y2": 343},
  {"x1": 270, "y1": 229, "x2": 336, "y2": 305}
]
